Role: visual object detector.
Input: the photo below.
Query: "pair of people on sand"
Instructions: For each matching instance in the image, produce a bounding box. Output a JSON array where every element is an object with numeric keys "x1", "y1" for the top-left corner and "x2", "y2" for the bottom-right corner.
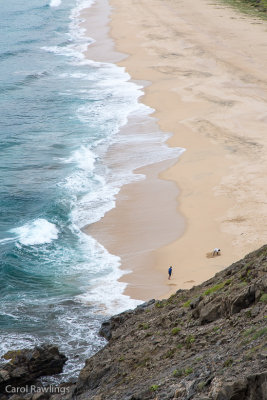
[{"x1": 213, "y1": 248, "x2": 221, "y2": 256}]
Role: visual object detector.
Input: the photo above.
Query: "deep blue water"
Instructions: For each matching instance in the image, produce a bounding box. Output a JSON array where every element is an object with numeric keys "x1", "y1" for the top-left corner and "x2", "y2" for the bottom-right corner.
[{"x1": 0, "y1": 0, "x2": 181, "y2": 381}]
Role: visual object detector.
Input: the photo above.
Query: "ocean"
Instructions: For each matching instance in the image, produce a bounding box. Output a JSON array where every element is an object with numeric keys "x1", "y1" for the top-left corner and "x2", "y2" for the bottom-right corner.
[{"x1": 0, "y1": 0, "x2": 182, "y2": 381}]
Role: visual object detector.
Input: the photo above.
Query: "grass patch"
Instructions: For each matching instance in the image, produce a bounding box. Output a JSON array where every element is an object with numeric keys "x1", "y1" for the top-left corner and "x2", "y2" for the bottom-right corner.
[
  {"x1": 242, "y1": 326, "x2": 267, "y2": 341},
  {"x1": 243, "y1": 327, "x2": 257, "y2": 337},
  {"x1": 155, "y1": 301, "x2": 165, "y2": 308},
  {"x1": 173, "y1": 367, "x2": 193, "y2": 377},
  {"x1": 173, "y1": 369, "x2": 183, "y2": 377},
  {"x1": 219, "y1": 0, "x2": 267, "y2": 20},
  {"x1": 203, "y1": 279, "x2": 231, "y2": 296},
  {"x1": 150, "y1": 384, "x2": 159, "y2": 392},
  {"x1": 244, "y1": 344, "x2": 262, "y2": 360},
  {"x1": 252, "y1": 327, "x2": 267, "y2": 340},
  {"x1": 185, "y1": 335, "x2": 195, "y2": 348},
  {"x1": 136, "y1": 357, "x2": 150, "y2": 368},
  {"x1": 166, "y1": 294, "x2": 176, "y2": 304},
  {"x1": 165, "y1": 348, "x2": 176, "y2": 359},
  {"x1": 183, "y1": 299, "x2": 191, "y2": 308},
  {"x1": 138, "y1": 322, "x2": 149, "y2": 330},
  {"x1": 197, "y1": 381, "x2": 206, "y2": 391},
  {"x1": 184, "y1": 367, "x2": 193, "y2": 375},
  {"x1": 171, "y1": 327, "x2": 181, "y2": 335},
  {"x1": 260, "y1": 293, "x2": 267, "y2": 303},
  {"x1": 223, "y1": 358, "x2": 233, "y2": 367}
]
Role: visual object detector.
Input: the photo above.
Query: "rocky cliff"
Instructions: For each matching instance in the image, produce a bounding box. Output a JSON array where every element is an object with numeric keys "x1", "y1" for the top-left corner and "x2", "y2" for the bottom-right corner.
[
  {"x1": 1, "y1": 246, "x2": 267, "y2": 400},
  {"x1": 73, "y1": 245, "x2": 267, "y2": 400}
]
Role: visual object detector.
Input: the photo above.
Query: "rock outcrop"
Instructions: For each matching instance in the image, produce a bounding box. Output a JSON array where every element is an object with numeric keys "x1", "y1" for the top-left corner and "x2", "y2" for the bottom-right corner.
[{"x1": 0, "y1": 345, "x2": 67, "y2": 394}]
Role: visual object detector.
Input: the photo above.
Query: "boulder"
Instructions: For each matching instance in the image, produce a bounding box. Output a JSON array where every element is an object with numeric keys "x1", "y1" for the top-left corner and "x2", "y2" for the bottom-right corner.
[
  {"x1": 99, "y1": 321, "x2": 112, "y2": 341},
  {"x1": 231, "y1": 285, "x2": 255, "y2": 314},
  {"x1": 199, "y1": 303, "x2": 221, "y2": 324},
  {"x1": 0, "y1": 345, "x2": 67, "y2": 394},
  {"x1": 190, "y1": 296, "x2": 203, "y2": 310},
  {"x1": 211, "y1": 372, "x2": 267, "y2": 400},
  {"x1": 99, "y1": 309, "x2": 135, "y2": 341}
]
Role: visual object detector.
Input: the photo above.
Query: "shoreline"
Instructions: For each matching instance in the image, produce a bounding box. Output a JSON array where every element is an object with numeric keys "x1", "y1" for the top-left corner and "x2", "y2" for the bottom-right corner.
[
  {"x1": 82, "y1": 0, "x2": 185, "y2": 301},
  {"x1": 81, "y1": 0, "x2": 186, "y2": 301},
  {"x1": 83, "y1": 0, "x2": 267, "y2": 301}
]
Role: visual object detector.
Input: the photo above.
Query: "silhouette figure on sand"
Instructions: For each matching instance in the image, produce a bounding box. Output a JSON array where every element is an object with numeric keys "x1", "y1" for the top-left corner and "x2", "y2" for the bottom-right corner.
[{"x1": 168, "y1": 266, "x2": 173, "y2": 280}]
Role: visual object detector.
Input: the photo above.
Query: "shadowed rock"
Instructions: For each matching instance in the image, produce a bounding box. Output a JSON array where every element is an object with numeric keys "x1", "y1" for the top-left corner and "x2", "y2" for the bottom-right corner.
[{"x1": 0, "y1": 345, "x2": 67, "y2": 394}]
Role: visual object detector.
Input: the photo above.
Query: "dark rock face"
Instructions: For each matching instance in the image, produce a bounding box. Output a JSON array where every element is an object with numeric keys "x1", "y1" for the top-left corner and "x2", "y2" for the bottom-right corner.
[
  {"x1": 212, "y1": 371, "x2": 267, "y2": 400},
  {"x1": 199, "y1": 301, "x2": 222, "y2": 324},
  {"x1": 231, "y1": 285, "x2": 255, "y2": 314},
  {"x1": 99, "y1": 300, "x2": 155, "y2": 341},
  {"x1": 0, "y1": 345, "x2": 67, "y2": 394},
  {"x1": 99, "y1": 321, "x2": 113, "y2": 341}
]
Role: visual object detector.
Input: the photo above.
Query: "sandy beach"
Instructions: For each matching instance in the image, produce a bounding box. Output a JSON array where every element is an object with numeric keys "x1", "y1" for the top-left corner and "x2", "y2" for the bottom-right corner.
[{"x1": 83, "y1": 0, "x2": 267, "y2": 301}]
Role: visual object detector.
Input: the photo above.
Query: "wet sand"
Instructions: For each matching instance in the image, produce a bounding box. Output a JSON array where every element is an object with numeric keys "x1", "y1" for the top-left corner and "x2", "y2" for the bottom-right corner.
[{"x1": 83, "y1": 0, "x2": 267, "y2": 300}]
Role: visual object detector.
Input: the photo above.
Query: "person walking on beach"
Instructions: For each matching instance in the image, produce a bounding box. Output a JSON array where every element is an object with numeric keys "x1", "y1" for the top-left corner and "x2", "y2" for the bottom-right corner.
[
  {"x1": 168, "y1": 266, "x2": 173, "y2": 280},
  {"x1": 213, "y1": 248, "x2": 221, "y2": 257}
]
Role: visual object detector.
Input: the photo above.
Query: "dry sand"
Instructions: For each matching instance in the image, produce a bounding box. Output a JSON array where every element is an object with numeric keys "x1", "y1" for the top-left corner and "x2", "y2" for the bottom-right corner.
[{"x1": 83, "y1": 0, "x2": 267, "y2": 300}]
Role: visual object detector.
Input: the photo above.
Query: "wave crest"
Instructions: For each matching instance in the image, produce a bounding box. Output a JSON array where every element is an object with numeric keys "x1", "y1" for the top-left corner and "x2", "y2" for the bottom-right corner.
[
  {"x1": 49, "y1": 0, "x2": 62, "y2": 7},
  {"x1": 10, "y1": 219, "x2": 59, "y2": 246}
]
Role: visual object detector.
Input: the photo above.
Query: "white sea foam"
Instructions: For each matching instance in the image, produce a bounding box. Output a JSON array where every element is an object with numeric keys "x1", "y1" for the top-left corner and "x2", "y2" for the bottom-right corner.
[
  {"x1": 49, "y1": 0, "x2": 62, "y2": 7},
  {"x1": 10, "y1": 219, "x2": 59, "y2": 246},
  {"x1": 77, "y1": 274, "x2": 143, "y2": 315},
  {"x1": 76, "y1": 74, "x2": 146, "y2": 130},
  {"x1": 70, "y1": 0, "x2": 95, "y2": 20},
  {"x1": 70, "y1": 182, "x2": 119, "y2": 227},
  {"x1": 75, "y1": 235, "x2": 143, "y2": 314},
  {"x1": 64, "y1": 146, "x2": 96, "y2": 172},
  {"x1": 43, "y1": 0, "x2": 96, "y2": 59},
  {"x1": 42, "y1": 45, "x2": 89, "y2": 60},
  {"x1": 45, "y1": 0, "x2": 184, "y2": 319}
]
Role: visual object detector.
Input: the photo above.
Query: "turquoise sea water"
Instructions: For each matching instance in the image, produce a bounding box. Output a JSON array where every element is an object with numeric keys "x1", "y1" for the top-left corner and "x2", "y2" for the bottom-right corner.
[{"x1": 0, "y1": 0, "x2": 182, "y2": 381}]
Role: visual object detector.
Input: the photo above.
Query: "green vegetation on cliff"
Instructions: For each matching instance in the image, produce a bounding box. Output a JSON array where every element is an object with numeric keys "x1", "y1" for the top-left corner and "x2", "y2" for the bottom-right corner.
[
  {"x1": 221, "y1": 0, "x2": 267, "y2": 18},
  {"x1": 240, "y1": 0, "x2": 267, "y2": 12}
]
